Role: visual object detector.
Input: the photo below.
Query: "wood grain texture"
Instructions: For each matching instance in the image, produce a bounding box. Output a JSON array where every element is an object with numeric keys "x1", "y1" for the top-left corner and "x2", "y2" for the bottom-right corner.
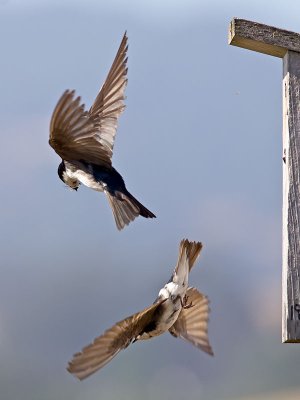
[
  {"x1": 229, "y1": 18, "x2": 300, "y2": 342},
  {"x1": 282, "y1": 51, "x2": 300, "y2": 342},
  {"x1": 229, "y1": 18, "x2": 300, "y2": 58}
]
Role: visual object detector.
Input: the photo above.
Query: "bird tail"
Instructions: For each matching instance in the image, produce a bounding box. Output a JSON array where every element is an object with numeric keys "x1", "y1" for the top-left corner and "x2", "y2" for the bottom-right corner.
[
  {"x1": 176, "y1": 239, "x2": 203, "y2": 274},
  {"x1": 105, "y1": 190, "x2": 156, "y2": 230}
]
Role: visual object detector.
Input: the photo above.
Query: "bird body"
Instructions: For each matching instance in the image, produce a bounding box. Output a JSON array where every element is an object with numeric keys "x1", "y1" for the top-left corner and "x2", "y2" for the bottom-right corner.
[
  {"x1": 61, "y1": 161, "x2": 125, "y2": 193},
  {"x1": 67, "y1": 239, "x2": 213, "y2": 380},
  {"x1": 49, "y1": 33, "x2": 155, "y2": 230}
]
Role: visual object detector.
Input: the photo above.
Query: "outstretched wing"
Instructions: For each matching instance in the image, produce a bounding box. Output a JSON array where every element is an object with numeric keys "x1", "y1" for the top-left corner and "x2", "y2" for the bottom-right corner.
[
  {"x1": 67, "y1": 299, "x2": 165, "y2": 380},
  {"x1": 49, "y1": 33, "x2": 128, "y2": 167},
  {"x1": 49, "y1": 90, "x2": 112, "y2": 166},
  {"x1": 169, "y1": 287, "x2": 213, "y2": 356},
  {"x1": 89, "y1": 32, "x2": 128, "y2": 160}
]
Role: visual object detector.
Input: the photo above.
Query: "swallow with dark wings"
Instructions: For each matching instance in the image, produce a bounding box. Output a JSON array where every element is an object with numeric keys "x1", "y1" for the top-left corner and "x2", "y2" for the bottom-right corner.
[
  {"x1": 67, "y1": 239, "x2": 213, "y2": 380},
  {"x1": 49, "y1": 33, "x2": 155, "y2": 230}
]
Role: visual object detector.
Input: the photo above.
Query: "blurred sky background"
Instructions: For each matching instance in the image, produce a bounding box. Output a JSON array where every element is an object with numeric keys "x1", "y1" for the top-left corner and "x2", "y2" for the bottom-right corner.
[{"x1": 1, "y1": 0, "x2": 300, "y2": 399}]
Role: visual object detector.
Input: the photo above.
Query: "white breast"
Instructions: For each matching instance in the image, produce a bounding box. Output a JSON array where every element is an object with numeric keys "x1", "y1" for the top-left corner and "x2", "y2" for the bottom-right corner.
[
  {"x1": 66, "y1": 168, "x2": 104, "y2": 192},
  {"x1": 158, "y1": 281, "x2": 185, "y2": 300}
]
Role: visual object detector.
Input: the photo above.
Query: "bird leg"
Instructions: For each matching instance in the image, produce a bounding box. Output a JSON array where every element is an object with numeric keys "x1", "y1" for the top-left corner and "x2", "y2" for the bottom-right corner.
[{"x1": 181, "y1": 295, "x2": 194, "y2": 309}]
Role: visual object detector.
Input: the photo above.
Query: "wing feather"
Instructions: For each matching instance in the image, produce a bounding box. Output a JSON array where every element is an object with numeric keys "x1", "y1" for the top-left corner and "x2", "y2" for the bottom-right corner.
[
  {"x1": 89, "y1": 32, "x2": 128, "y2": 158},
  {"x1": 169, "y1": 287, "x2": 213, "y2": 356},
  {"x1": 49, "y1": 33, "x2": 128, "y2": 167},
  {"x1": 67, "y1": 299, "x2": 165, "y2": 380}
]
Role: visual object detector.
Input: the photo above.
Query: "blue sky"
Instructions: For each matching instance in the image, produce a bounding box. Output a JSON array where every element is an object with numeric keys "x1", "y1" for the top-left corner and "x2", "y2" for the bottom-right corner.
[{"x1": 1, "y1": 1, "x2": 300, "y2": 399}]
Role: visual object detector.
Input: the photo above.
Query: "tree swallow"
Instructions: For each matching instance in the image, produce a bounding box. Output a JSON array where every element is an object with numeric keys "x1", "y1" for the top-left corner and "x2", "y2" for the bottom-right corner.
[
  {"x1": 49, "y1": 33, "x2": 155, "y2": 230},
  {"x1": 67, "y1": 239, "x2": 213, "y2": 380}
]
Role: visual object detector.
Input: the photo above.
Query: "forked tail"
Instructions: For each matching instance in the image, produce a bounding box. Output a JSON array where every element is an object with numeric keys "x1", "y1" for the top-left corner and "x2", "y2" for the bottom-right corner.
[
  {"x1": 105, "y1": 190, "x2": 156, "y2": 230},
  {"x1": 176, "y1": 239, "x2": 203, "y2": 275}
]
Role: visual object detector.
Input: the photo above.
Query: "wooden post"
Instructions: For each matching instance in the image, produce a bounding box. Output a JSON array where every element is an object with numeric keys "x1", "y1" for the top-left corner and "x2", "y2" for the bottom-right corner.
[{"x1": 228, "y1": 18, "x2": 300, "y2": 343}]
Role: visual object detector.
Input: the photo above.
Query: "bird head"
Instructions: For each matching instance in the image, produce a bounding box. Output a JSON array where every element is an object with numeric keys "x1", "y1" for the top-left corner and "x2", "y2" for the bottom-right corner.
[{"x1": 58, "y1": 161, "x2": 79, "y2": 191}]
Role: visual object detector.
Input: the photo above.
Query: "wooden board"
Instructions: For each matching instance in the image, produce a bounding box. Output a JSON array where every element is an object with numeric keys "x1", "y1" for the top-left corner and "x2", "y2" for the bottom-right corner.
[
  {"x1": 229, "y1": 18, "x2": 300, "y2": 342},
  {"x1": 282, "y1": 51, "x2": 300, "y2": 342},
  {"x1": 229, "y1": 18, "x2": 300, "y2": 58}
]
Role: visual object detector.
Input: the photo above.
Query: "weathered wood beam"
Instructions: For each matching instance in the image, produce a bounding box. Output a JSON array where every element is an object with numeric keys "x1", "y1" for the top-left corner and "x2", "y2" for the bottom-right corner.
[
  {"x1": 282, "y1": 51, "x2": 300, "y2": 342},
  {"x1": 229, "y1": 18, "x2": 300, "y2": 58},
  {"x1": 229, "y1": 18, "x2": 300, "y2": 342}
]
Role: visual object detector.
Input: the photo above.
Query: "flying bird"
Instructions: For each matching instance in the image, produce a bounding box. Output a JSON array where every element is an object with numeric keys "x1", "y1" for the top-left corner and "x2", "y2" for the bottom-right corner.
[
  {"x1": 49, "y1": 33, "x2": 155, "y2": 230},
  {"x1": 67, "y1": 239, "x2": 213, "y2": 380}
]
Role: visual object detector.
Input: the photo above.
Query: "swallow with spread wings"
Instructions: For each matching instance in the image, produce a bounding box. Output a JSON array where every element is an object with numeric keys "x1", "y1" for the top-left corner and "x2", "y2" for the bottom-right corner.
[
  {"x1": 67, "y1": 239, "x2": 213, "y2": 380},
  {"x1": 49, "y1": 33, "x2": 155, "y2": 230}
]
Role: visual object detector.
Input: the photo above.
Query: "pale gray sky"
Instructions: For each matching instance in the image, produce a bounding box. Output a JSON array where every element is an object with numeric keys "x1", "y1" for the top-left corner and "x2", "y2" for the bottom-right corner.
[{"x1": 0, "y1": 1, "x2": 299, "y2": 399}]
